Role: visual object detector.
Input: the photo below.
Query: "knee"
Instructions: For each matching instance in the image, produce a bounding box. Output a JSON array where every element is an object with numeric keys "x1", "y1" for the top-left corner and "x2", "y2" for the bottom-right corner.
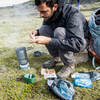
[
  {"x1": 39, "y1": 25, "x2": 51, "y2": 36},
  {"x1": 54, "y1": 27, "x2": 66, "y2": 39},
  {"x1": 80, "y1": 39, "x2": 88, "y2": 52}
]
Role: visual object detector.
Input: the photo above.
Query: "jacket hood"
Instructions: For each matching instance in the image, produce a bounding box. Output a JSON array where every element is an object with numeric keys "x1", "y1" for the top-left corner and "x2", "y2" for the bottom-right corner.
[{"x1": 43, "y1": 4, "x2": 79, "y2": 25}]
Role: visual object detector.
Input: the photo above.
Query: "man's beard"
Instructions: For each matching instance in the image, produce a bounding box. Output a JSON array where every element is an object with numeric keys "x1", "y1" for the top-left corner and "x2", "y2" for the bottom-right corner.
[
  {"x1": 43, "y1": 10, "x2": 54, "y2": 21},
  {"x1": 43, "y1": 17, "x2": 50, "y2": 21}
]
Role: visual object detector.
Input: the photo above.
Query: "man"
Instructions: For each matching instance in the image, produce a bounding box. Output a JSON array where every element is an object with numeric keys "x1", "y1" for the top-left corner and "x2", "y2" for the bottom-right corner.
[{"x1": 29, "y1": 0, "x2": 89, "y2": 78}]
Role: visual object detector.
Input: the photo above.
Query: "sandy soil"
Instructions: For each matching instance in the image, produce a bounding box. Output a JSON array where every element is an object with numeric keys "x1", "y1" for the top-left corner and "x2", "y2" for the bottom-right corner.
[{"x1": 0, "y1": 1, "x2": 99, "y2": 49}]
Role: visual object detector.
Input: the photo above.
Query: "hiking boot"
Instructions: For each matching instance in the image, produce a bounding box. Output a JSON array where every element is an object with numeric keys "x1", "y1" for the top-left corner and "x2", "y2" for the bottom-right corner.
[
  {"x1": 43, "y1": 57, "x2": 61, "y2": 69},
  {"x1": 57, "y1": 64, "x2": 75, "y2": 79}
]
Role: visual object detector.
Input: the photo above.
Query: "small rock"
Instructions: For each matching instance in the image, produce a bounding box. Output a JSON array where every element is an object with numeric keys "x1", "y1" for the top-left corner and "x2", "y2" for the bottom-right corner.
[{"x1": 0, "y1": 65, "x2": 7, "y2": 73}]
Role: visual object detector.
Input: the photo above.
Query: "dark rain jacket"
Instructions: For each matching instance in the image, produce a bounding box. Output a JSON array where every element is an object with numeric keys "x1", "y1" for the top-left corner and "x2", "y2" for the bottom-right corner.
[{"x1": 43, "y1": 4, "x2": 90, "y2": 52}]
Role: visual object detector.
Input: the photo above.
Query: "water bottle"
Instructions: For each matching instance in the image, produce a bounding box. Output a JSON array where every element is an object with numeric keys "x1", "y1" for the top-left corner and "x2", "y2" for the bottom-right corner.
[
  {"x1": 71, "y1": 72, "x2": 90, "y2": 79},
  {"x1": 15, "y1": 47, "x2": 30, "y2": 70}
]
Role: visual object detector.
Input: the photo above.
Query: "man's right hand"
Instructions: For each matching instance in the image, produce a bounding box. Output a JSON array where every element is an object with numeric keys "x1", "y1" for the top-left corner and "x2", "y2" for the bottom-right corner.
[{"x1": 29, "y1": 30, "x2": 37, "y2": 39}]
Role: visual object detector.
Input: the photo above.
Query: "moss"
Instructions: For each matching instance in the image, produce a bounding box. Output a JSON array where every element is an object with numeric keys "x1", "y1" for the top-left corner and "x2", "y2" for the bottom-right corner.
[
  {"x1": 22, "y1": 80, "x2": 59, "y2": 100},
  {"x1": 0, "y1": 47, "x2": 100, "y2": 100}
]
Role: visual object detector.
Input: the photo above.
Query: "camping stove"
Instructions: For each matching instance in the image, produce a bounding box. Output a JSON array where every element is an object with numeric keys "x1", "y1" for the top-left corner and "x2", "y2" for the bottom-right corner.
[{"x1": 15, "y1": 47, "x2": 30, "y2": 70}]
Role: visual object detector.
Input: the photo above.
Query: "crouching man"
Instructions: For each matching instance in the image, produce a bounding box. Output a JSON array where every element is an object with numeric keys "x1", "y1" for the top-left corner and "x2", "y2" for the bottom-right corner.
[{"x1": 29, "y1": 0, "x2": 90, "y2": 78}]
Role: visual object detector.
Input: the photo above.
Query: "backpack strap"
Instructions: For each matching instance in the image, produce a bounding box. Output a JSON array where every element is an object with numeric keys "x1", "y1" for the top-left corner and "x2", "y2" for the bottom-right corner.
[
  {"x1": 92, "y1": 56, "x2": 100, "y2": 70},
  {"x1": 89, "y1": 38, "x2": 100, "y2": 69}
]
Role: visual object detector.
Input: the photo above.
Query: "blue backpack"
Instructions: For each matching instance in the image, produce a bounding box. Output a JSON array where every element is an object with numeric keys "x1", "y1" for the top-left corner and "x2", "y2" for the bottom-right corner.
[{"x1": 88, "y1": 8, "x2": 100, "y2": 69}]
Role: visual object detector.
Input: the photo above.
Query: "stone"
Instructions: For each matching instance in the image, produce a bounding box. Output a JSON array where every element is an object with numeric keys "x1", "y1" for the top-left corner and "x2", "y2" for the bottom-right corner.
[
  {"x1": 74, "y1": 49, "x2": 89, "y2": 65},
  {"x1": 0, "y1": 65, "x2": 7, "y2": 73}
]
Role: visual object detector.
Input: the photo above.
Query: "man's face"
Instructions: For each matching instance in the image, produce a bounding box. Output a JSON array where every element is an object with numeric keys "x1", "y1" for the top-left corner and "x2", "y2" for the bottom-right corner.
[{"x1": 36, "y1": 2, "x2": 58, "y2": 21}]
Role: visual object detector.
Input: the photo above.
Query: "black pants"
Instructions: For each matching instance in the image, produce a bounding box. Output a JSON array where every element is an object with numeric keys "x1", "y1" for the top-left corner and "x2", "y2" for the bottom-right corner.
[{"x1": 39, "y1": 25, "x2": 76, "y2": 65}]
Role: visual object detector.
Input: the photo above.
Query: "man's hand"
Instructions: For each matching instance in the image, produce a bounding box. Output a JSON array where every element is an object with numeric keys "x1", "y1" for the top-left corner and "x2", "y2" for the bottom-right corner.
[
  {"x1": 29, "y1": 30, "x2": 37, "y2": 39},
  {"x1": 30, "y1": 36, "x2": 51, "y2": 44}
]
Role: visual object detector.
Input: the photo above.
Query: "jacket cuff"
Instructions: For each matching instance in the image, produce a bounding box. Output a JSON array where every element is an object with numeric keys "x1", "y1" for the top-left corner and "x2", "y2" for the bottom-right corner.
[{"x1": 36, "y1": 29, "x2": 39, "y2": 36}]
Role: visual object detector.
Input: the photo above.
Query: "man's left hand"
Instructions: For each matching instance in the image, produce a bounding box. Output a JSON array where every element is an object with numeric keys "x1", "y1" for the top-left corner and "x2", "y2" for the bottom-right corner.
[{"x1": 30, "y1": 36, "x2": 51, "y2": 44}]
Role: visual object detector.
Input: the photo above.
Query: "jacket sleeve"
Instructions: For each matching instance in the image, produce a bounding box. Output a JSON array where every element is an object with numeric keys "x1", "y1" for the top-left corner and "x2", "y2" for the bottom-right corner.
[{"x1": 49, "y1": 12, "x2": 87, "y2": 52}]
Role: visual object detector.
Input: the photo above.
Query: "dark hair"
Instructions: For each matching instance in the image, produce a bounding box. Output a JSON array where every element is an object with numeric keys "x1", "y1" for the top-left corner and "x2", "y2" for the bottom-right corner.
[{"x1": 35, "y1": 0, "x2": 58, "y2": 8}]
